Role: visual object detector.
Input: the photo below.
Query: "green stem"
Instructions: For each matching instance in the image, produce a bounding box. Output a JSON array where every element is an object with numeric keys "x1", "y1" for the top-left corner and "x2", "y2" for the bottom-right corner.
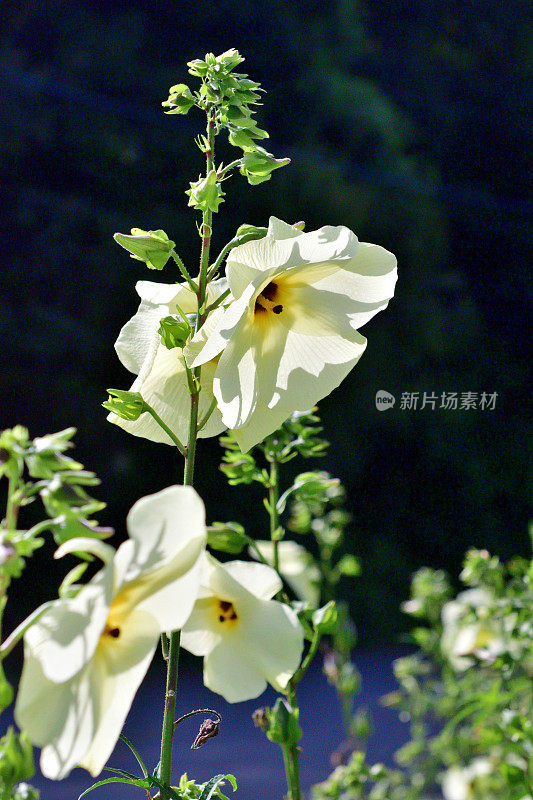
[
  {"x1": 197, "y1": 396, "x2": 217, "y2": 433},
  {"x1": 292, "y1": 629, "x2": 321, "y2": 686},
  {"x1": 284, "y1": 682, "x2": 302, "y2": 800},
  {"x1": 265, "y1": 455, "x2": 302, "y2": 800},
  {"x1": 145, "y1": 405, "x2": 186, "y2": 456},
  {"x1": 269, "y1": 457, "x2": 280, "y2": 572},
  {"x1": 171, "y1": 252, "x2": 198, "y2": 292},
  {"x1": 158, "y1": 104, "x2": 216, "y2": 792}
]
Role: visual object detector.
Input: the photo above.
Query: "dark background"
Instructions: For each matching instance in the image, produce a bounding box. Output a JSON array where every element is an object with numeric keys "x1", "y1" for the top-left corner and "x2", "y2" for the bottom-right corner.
[{"x1": 0, "y1": 0, "x2": 531, "y2": 647}]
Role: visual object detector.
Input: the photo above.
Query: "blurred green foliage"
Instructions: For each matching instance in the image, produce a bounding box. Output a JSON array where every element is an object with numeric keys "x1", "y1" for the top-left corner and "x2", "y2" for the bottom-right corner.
[{"x1": 0, "y1": 0, "x2": 530, "y2": 642}]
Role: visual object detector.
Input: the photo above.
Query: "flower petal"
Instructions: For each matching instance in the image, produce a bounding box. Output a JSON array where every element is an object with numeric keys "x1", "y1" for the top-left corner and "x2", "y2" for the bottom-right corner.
[
  {"x1": 181, "y1": 597, "x2": 221, "y2": 656},
  {"x1": 204, "y1": 639, "x2": 267, "y2": 702},
  {"x1": 15, "y1": 648, "x2": 99, "y2": 779},
  {"x1": 216, "y1": 323, "x2": 367, "y2": 446},
  {"x1": 77, "y1": 608, "x2": 160, "y2": 776},
  {"x1": 251, "y1": 541, "x2": 321, "y2": 606},
  {"x1": 109, "y1": 341, "x2": 225, "y2": 444},
  {"x1": 267, "y1": 217, "x2": 304, "y2": 240},
  {"x1": 222, "y1": 560, "x2": 282, "y2": 600},
  {"x1": 236, "y1": 598, "x2": 303, "y2": 690},
  {"x1": 24, "y1": 567, "x2": 113, "y2": 684},
  {"x1": 126, "y1": 486, "x2": 205, "y2": 571},
  {"x1": 113, "y1": 486, "x2": 206, "y2": 630}
]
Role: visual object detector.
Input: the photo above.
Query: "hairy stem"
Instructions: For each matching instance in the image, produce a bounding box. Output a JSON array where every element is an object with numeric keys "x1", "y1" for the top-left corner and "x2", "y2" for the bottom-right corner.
[
  {"x1": 158, "y1": 104, "x2": 216, "y2": 791},
  {"x1": 269, "y1": 456, "x2": 280, "y2": 572},
  {"x1": 285, "y1": 682, "x2": 302, "y2": 800}
]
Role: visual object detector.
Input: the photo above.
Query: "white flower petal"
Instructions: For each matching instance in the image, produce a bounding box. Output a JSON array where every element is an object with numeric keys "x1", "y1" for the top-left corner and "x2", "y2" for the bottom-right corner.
[
  {"x1": 267, "y1": 217, "x2": 304, "y2": 240},
  {"x1": 204, "y1": 639, "x2": 267, "y2": 702},
  {"x1": 24, "y1": 567, "x2": 113, "y2": 683},
  {"x1": 115, "y1": 302, "x2": 163, "y2": 375},
  {"x1": 15, "y1": 649, "x2": 97, "y2": 780},
  {"x1": 222, "y1": 560, "x2": 282, "y2": 600},
  {"x1": 109, "y1": 341, "x2": 225, "y2": 444},
  {"x1": 216, "y1": 324, "x2": 367, "y2": 446},
  {"x1": 54, "y1": 538, "x2": 115, "y2": 566},
  {"x1": 181, "y1": 598, "x2": 222, "y2": 656},
  {"x1": 112, "y1": 486, "x2": 206, "y2": 631},
  {"x1": 78, "y1": 608, "x2": 160, "y2": 776},
  {"x1": 236, "y1": 598, "x2": 303, "y2": 690},
  {"x1": 126, "y1": 486, "x2": 205, "y2": 571}
]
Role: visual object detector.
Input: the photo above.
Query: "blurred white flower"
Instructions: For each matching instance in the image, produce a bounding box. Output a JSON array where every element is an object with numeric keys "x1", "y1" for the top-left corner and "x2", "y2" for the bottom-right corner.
[
  {"x1": 181, "y1": 555, "x2": 303, "y2": 702},
  {"x1": 442, "y1": 757, "x2": 492, "y2": 800},
  {"x1": 109, "y1": 279, "x2": 229, "y2": 444},
  {"x1": 250, "y1": 540, "x2": 320, "y2": 606},
  {"x1": 185, "y1": 217, "x2": 397, "y2": 451},
  {"x1": 440, "y1": 588, "x2": 504, "y2": 671},
  {"x1": 15, "y1": 486, "x2": 206, "y2": 779}
]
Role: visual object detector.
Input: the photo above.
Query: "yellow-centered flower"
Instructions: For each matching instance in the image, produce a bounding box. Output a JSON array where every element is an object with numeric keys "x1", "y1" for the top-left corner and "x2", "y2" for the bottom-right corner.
[
  {"x1": 185, "y1": 217, "x2": 397, "y2": 451},
  {"x1": 15, "y1": 486, "x2": 206, "y2": 779}
]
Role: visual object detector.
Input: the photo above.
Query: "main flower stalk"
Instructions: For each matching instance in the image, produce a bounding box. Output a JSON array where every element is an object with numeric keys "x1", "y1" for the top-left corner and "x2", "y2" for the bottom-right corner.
[
  {"x1": 158, "y1": 109, "x2": 216, "y2": 790},
  {"x1": 267, "y1": 452, "x2": 302, "y2": 800}
]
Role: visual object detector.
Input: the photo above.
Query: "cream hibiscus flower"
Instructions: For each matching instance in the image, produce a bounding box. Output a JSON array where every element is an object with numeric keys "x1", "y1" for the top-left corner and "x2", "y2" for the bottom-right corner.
[
  {"x1": 185, "y1": 217, "x2": 397, "y2": 452},
  {"x1": 109, "y1": 278, "x2": 230, "y2": 445},
  {"x1": 181, "y1": 555, "x2": 303, "y2": 702},
  {"x1": 15, "y1": 486, "x2": 206, "y2": 779}
]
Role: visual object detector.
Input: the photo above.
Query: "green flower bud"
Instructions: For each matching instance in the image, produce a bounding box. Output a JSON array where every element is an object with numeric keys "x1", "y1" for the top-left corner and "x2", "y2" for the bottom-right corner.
[
  {"x1": 215, "y1": 48, "x2": 245, "y2": 72},
  {"x1": 207, "y1": 522, "x2": 247, "y2": 554},
  {"x1": 103, "y1": 390, "x2": 146, "y2": 421},
  {"x1": 113, "y1": 228, "x2": 175, "y2": 271},
  {"x1": 235, "y1": 223, "x2": 268, "y2": 242},
  {"x1": 186, "y1": 170, "x2": 224, "y2": 213},
  {"x1": 266, "y1": 698, "x2": 302, "y2": 746},
  {"x1": 0, "y1": 727, "x2": 35, "y2": 788},
  {"x1": 158, "y1": 315, "x2": 191, "y2": 350},
  {"x1": 240, "y1": 147, "x2": 290, "y2": 185},
  {"x1": 187, "y1": 58, "x2": 209, "y2": 77},
  {"x1": 312, "y1": 600, "x2": 338, "y2": 634},
  {"x1": 162, "y1": 83, "x2": 195, "y2": 115}
]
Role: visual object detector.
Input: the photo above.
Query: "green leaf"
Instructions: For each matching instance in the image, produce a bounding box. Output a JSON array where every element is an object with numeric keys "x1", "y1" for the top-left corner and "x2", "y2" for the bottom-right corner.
[
  {"x1": 199, "y1": 773, "x2": 237, "y2": 800},
  {"x1": 78, "y1": 776, "x2": 150, "y2": 799},
  {"x1": 313, "y1": 601, "x2": 338, "y2": 634},
  {"x1": 119, "y1": 733, "x2": 148, "y2": 778},
  {"x1": 148, "y1": 775, "x2": 182, "y2": 799}
]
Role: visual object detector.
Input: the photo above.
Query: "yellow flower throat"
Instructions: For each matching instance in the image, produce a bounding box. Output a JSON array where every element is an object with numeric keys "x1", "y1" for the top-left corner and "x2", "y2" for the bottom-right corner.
[{"x1": 255, "y1": 282, "x2": 284, "y2": 315}]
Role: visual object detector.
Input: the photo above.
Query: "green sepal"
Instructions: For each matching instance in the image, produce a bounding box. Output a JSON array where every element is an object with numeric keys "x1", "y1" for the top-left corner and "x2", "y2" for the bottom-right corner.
[
  {"x1": 0, "y1": 727, "x2": 35, "y2": 788},
  {"x1": 103, "y1": 389, "x2": 146, "y2": 421},
  {"x1": 186, "y1": 170, "x2": 225, "y2": 213},
  {"x1": 240, "y1": 147, "x2": 290, "y2": 185},
  {"x1": 266, "y1": 698, "x2": 302, "y2": 747},
  {"x1": 207, "y1": 522, "x2": 247, "y2": 554},
  {"x1": 0, "y1": 663, "x2": 14, "y2": 713},
  {"x1": 235, "y1": 223, "x2": 268, "y2": 240},
  {"x1": 163, "y1": 84, "x2": 195, "y2": 115},
  {"x1": 312, "y1": 600, "x2": 338, "y2": 634},
  {"x1": 114, "y1": 228, "x2": 175, "y2": 271},
  {"x1": 158, "y1": 316, "x2": 191, "y2": 350}
]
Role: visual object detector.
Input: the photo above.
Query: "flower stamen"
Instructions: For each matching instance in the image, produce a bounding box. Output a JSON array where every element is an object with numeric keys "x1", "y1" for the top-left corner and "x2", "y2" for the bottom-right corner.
[
  {"x1": 217, "y1": 599, "x2": 238, "y2": 624},
  {"x1": 255, "y1": 282, "x2": 284, "y2": 315}
]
